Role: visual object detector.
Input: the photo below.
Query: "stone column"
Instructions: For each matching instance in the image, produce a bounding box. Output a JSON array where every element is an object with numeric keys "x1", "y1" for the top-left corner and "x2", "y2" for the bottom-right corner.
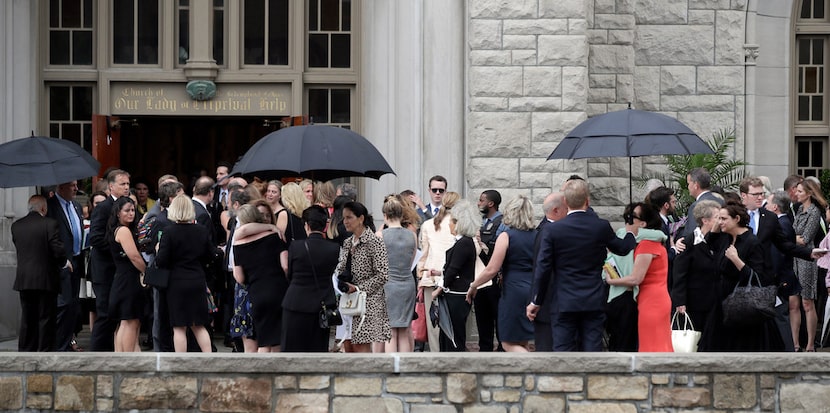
[
  {"x1": 0, "y1": 0, "x2": 39, "y2": 339},
  {"x1": 184, "y1": 0, "x2": 218, "y2": 79},
  {"x1": 361, "y1": 0, "x2": 465, "y2": 214}
]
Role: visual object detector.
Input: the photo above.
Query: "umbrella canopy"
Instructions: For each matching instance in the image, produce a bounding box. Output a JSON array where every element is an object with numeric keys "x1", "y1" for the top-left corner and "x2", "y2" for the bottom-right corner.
[
  {"x1": 548, "y1": 109, "x2": 713, "y2": 159},
  {"x1": 0, "y1": 136, "x2": 100, "y2": 188},
  {"x1": 547, "y1": 108, "x2": 714, "y2": 202},
  {"x1": 231, "y1": 125, "x2": 395, "y2": 181}
]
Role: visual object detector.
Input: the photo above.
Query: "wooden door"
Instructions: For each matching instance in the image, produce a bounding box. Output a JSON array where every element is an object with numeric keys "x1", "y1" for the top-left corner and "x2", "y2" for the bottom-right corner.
[{"x1": 91, "y1": 114, "x2": 121, "y2": 185}]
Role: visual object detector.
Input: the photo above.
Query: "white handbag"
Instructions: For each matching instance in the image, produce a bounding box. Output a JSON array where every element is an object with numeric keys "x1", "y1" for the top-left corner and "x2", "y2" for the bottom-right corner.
[
  {"x1": 339, "y1": 288, "x2": 367, "y2": 317},
  {"x1": 671, "y1": 311, "x2": 702, "y2": 353}
]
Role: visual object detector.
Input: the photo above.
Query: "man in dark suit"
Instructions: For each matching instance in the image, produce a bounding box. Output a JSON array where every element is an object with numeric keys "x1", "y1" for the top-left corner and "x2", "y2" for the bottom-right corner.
[
  {"x1": 210, "y1": 162, "x2": 232, "y2": 245},
  {"x1": 88, "y1": 169, "x2": 131, "y2": 351},
  {"x1": 421, "y1": 175, "x2": 447, "y2": 220},
  {"x1": 192, "y1": 176, "x2": 216, "y2": 242},
  {"x1": 46, "y1": 181, "x2": 85, "y2": 351},
  {"x1": 12, "y1": 195, "x2": 68, "y2": 351},
  {"x1": 683, "y1": 168, "x2": 724, "y2": 237},
  {"x1": 531, "y1": 191, "x2": 566, "y2": 351},
  {"x1": 740, "y1": 177, "x2": 823, "y2": 352},
  {"x1": 528, "y1": 179, "x2": 638, "y2": 351}
]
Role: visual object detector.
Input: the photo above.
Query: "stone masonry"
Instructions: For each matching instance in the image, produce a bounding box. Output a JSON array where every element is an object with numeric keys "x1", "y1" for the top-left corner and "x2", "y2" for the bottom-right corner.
[
  {"x1": 0, "y1": 352, "x2": 828, "y2": 412},
  {"x1": 467, "y1": 0, "x2": 747, "y2": 218}
]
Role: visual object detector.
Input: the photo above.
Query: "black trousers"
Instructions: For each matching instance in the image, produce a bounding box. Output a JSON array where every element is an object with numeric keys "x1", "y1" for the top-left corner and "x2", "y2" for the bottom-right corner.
[
  {"x1": 18, "y1": 290, "x2": 58, "y2": 352},
  {"x1": 605, "y1": 290, "x2": 638, "y2": 352},
  {"x1": 473, "y1": 283, "x2": 501, "y2": 351},
  {"x1": 152, "y1": 288, "x2": 174, "y2": 351},
  {"x1": 553, "y1": 310, "x2": 606, "y2": 352},
  {"x1": 55, "y1": 256, "x2": 81, "y2": 351},
  {"x1": 533, "y1": 320, "x2": 553, "y2": 351},
  {"x1": 282, "y1": 309, "x2": 329, "y2": 352},
  {"x1": 89, "y1": 251, "x2": 116, "y2": 351},
  {"x1": 439, "y1": 294, "x2": 471, "y2": 352}
]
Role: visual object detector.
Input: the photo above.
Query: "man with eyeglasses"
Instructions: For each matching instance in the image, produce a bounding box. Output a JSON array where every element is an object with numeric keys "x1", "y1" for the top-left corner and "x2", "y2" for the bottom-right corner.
[
  {"x1": 739, "y1": 176, "x2": 825, "y2": 352},
  {"x1": 423, "y1": 175, "x2": 448, "y2": 219}
]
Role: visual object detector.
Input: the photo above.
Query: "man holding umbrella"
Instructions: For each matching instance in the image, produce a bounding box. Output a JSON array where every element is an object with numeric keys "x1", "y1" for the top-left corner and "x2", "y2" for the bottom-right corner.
[
  {"x1": 527, "y1": 179, "x2": 639, "y2": 351},
  {"x1": 47, "y1": 181, "x2": 85, "y2": 352},
  {"x1": 88, "y1": 169, "x2": 131, "y2": 351}
]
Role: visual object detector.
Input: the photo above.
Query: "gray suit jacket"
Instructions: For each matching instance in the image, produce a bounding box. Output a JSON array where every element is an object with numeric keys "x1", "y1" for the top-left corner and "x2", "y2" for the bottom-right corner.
[{"x1": 682, "y1": 191, "x2": 723, "y2": 237}]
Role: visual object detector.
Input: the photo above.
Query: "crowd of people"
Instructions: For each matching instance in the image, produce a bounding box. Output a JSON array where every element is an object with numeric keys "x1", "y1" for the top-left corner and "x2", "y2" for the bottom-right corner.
[{"x1": 11, "y1": 163, "x2": 830, "y2": 354}]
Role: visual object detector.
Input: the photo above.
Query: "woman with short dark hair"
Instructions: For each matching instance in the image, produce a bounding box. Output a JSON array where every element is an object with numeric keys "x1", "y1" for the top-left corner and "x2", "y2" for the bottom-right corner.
[{"x1": 282, "y1": 205, "x2": 341, "y2": 352}]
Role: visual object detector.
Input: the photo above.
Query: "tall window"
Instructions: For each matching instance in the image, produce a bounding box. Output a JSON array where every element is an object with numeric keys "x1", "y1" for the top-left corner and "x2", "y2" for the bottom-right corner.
[
  {"x1": 308, "y1": 0, "x2": 351, "y2": 68},
  {"x1": 213, "y1": 0, "x2": 226, "y2": 65},
  {"x1": 243, "y1": 0, "x2": 289, "y2": 65},
  {"x1": 112, "y1": 0, "x2": 159, "y2": 64},
  {"x1": 794, "y1": 0, "x2": 830, "y2": 176},
  {"x1": 178, "y1": 0, "x2": 190, "y2": 65},
  {"x1": 48, "y1": 85, "x2": 93, "y2": 150},
  {"x1": 308, "y1": 87, "x2": 352, "y2": 128},
  {"x1": 49, "y1": 0, "x2": 94, "y2": 65}
]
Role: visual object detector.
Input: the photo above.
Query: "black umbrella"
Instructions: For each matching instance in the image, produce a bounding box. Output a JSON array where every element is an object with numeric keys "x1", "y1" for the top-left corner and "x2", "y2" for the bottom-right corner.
[
  {"x1": 547, "y1": 108, "x2": 714, "y2": 201},
  {"x1": 0, "y1": 136, "x2": 101, "y2": 188},
  {"x1": 231, "y1": 125, "x2": 395, "y2": 181},
  {"x1": 429, "y1": 295, "x2": 456, "y2": 348}
]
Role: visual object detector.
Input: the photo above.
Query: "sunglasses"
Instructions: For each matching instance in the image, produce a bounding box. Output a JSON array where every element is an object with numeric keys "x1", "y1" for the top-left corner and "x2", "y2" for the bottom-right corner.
[{"x1": 430, "y1": 188, "x2": 446, "y2": 194}]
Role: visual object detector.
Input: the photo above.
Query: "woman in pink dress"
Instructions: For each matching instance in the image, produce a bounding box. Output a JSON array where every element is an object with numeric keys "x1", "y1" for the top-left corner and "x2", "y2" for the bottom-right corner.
[{"x1": 607, "y1": 202, "x2": 673, "y2": 352}]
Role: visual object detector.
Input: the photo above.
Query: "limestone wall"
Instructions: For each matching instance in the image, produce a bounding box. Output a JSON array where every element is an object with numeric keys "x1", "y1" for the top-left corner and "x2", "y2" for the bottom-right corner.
[
  {"x1": 467, "y1": 0, "x2": 749, "y2": 217},
  {"x1": 0, "y1": 352, "x2": 828, "y2": 412}
]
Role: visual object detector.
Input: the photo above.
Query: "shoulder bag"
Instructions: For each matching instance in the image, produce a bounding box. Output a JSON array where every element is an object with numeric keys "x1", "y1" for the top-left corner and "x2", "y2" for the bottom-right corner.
[
  {"x1": 304, "y1": 242, "x2": 342, "y2": 329},
  {"x1": 721, "y1": 269, "x2": 777, "y2": 326},
  {"x1": 143, "y1": 258, "x2": 169, "y2": 290}
]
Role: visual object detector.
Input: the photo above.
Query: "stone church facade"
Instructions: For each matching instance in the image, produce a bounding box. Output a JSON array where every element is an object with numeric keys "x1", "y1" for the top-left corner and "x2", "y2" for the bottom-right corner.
[{"x1": 0, "y1": 0, "x2": 815, "y2": 336}]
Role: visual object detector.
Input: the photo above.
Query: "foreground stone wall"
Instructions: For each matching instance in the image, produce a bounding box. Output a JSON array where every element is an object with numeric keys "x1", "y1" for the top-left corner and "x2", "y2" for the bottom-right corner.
[
  {"x1": 466, "y1": 0, "x2": 748, "y2": 218},
  {"x1": 0, "y1": 352, "x2": 828, "y2": 412}
]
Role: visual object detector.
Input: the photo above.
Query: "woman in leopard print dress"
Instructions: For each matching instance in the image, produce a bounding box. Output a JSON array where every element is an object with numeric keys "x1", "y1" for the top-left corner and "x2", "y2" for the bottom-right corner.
[{"x1": 336, "y1": 201, "x2": 392, "y2": 352}]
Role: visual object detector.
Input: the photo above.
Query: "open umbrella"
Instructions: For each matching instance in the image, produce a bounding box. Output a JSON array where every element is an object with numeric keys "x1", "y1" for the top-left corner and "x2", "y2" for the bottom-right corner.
[
  {"x1": 429, "y1": 295, "x2": 456, "y2": 348},
  {"x1": 231, "y1": 125, "x2": 395, "y2": 181},
  {"x1": 0, "y1": 136, "x2": 100, "y2": 188},
  {"x1": 547, "y1": 108, "x2": 714, "y2": 201}
]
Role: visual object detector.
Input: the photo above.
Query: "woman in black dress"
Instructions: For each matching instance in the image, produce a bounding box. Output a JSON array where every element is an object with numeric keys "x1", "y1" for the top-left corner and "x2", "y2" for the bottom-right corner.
[
  {"x1": 233, "y1": 203, "x2": 289, "y2": 352},
  {"x1": 154, "y1": 195, "x2": 214, "y2": 352},
  {"x1": 107, "y1": 196, "x2": 146, "y2": 352},
  {"x1": 282, "y1": 205, "x2": 341, "y2": 352},
  {"x1": 707, "y1": 201, "x2": 783, "y2": 351}
]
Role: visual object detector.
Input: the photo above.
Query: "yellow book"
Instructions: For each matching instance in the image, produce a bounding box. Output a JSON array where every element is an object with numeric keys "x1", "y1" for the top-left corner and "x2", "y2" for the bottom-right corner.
[{"x1": 603, "y1": 257, "x2": 621, "y2": 279}]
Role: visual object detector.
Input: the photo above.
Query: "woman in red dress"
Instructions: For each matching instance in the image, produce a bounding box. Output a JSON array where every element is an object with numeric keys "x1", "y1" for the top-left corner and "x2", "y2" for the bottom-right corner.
[{"x1": 606, "y1": 202, "x2": 673, "y2": 352}]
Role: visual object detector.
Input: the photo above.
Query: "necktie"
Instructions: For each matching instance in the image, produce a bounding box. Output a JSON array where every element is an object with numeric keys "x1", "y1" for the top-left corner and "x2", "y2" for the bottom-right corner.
[
  {"x1": 220, "y1": 191, "x2": 227, "y2": 210},
  {"x1": 65, "y1": 200, "x2": 80, "y2": 256},
  {"x1": 749, "y1": 210, "x2": 757, "y2": 235},
  {"x1": 433, "y1": 207, "x2": 439, "y2": 216}
]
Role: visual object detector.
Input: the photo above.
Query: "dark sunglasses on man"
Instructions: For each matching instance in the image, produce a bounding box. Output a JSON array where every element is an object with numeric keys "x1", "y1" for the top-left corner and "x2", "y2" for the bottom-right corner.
[{"x1": 430, "y1": 188, "x2": 445, "y2": 194}]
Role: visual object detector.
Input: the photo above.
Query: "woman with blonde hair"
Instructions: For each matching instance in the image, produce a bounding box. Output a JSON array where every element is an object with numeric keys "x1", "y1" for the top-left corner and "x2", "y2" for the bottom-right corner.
[
  {"x1": 280, "y1": 182, "x2": 310, "y2": 245},
  {"x1": 314, "y1": 181, "x2": 336, "y2": 210},
  {"x1": 792, "y1": 179, "x2": 828, "y2": 351},
  {"x1": 300, "y1": 179, "x2": 314, "y2": 204},
  {"x1": 154, "y1": 195, "x2": 215, "y2": 353},
  {"x1": 416, "y1": 191, "x2": 461, "y2": 351},
  {"x1": 379, "y1": 194, "x2": 418, "y2": 352},
  {"x1": 265, "y1": 180, "x2": 287, "y2": 228},
  {"x1": 467, "y1": 195, "x2": 536, "y2": 352}
]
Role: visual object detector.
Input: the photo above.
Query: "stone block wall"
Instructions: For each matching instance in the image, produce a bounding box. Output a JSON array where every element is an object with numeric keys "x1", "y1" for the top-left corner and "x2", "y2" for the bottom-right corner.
[
  {"x1": 0, "y1": 352, "x2": 829, "y2": 412},
  {"x1": 467, "y1": 0, "x2": 748, "y2": 217}
]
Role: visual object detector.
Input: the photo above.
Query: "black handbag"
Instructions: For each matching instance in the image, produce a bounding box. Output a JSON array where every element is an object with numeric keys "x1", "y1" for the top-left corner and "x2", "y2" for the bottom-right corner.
[
  {"x1": 304, "y1": 242, "x2": 343, "y2": 329},
  {"x1": 143, "y1": 259, "x2": 170, "y2": 290},
  {"x1": 722, "y1": 269, "x2": 777, "y2": 326}
]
